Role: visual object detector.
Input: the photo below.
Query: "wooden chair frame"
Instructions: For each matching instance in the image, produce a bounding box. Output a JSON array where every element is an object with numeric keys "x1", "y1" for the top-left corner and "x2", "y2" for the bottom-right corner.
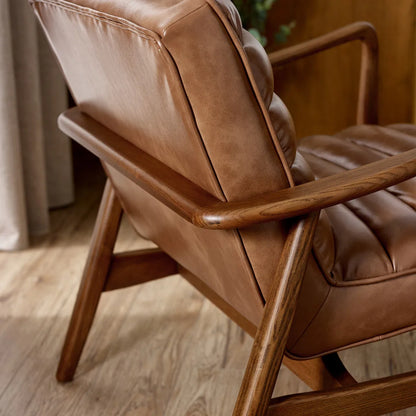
[{"x1": 56, "y1": 22, "x2": 416, "y2": 415}]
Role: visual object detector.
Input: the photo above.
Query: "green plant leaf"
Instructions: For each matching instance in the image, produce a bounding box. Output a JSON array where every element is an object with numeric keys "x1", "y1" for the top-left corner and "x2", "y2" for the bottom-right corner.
[
  {"x1": 274, "y1": 21, "x2": 296, "y2": 44},
  {"x1": 233, "y1": 0, "x2": 293, "y2": 46},
  {"x1": 264, "y1": 0, "x2": 277, "y2": 10}
]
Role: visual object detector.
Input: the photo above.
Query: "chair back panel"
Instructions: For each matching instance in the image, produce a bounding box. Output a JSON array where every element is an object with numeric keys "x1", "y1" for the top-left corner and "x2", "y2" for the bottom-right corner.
[{"x1": 31, "y1": 0, "x2": 298, "y2": 321}]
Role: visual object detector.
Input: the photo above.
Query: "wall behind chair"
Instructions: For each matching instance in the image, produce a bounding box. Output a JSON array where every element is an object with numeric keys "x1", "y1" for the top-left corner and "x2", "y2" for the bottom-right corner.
[{"x1": 267, "y1": 0, "x2": 416, "y2": 138}]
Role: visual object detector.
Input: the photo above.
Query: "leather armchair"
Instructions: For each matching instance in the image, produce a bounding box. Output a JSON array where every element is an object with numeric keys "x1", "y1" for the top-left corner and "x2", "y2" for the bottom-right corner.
[{"x1": 30, "y1": 0, "x2": 416, "y2": 414}]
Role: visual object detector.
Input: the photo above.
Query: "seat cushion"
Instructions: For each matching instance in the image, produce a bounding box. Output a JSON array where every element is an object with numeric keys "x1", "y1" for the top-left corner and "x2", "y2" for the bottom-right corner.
[{"x1": 287, "y1": 124, "x2": 416, "y2": 358}]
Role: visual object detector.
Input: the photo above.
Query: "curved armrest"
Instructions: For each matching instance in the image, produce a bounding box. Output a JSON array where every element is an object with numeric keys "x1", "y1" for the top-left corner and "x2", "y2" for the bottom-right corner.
[
  {"x1": 268, "y1": 22, "x2": 379, "y2": 124},
  {"x1": 58, "y1": 108, "x2": 219, "y2": 221},
  {"x1": 60, "y1": 108, "x2": 416, "y2": 230},
  {"x1": 194, "y1": 149, "x2": 416, "y2": 228}
]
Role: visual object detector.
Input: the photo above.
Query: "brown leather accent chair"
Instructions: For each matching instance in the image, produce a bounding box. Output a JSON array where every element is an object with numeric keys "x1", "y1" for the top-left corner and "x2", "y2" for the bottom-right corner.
[{"x1": 30, "y1": 0, "x2": 416, "y2": 414}]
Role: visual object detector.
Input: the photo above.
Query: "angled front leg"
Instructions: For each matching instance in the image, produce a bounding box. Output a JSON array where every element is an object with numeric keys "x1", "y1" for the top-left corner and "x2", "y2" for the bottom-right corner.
[
  {"x1": 56, "y1": 179, "x2": 122, "y2": 382},
  {"x1": 233, "y1": 212, "x2": 320, "y2": 416}
]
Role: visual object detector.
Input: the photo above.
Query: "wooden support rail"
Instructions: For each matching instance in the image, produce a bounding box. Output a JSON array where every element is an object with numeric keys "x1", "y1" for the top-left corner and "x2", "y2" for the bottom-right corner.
[
  {"x1": 104, "y1": 248, "x2": 177, "y2": 292},
  {"x1": 268, "y1": 369, "x2": 416, "y2": 416}
]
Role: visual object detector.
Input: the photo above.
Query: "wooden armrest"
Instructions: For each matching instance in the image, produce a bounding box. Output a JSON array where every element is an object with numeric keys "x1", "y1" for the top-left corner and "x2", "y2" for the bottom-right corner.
[
  {"x1": 268, "y1": 22, "x2": 379, "y2": 124},
  {"x1": 195, "y1": 150, "x2": 416, "y2": 228},
  {"x1": 58, "y1": 108, "x2": 219, "y2": 221},
  {"x1": 60, "y1": 108, "x2": 416, "y2": 230}
]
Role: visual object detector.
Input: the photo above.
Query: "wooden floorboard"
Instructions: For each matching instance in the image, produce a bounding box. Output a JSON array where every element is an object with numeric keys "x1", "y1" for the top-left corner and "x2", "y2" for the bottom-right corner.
[{"x1": 0, "y1": 157, "x2": 415, "y2": 415}]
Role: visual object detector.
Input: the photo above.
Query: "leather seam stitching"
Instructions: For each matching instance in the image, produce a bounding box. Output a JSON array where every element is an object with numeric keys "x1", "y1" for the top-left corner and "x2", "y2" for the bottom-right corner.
[
  {"x1": 161, "y1": 3, "x2": 264, "y2": 305},
  {"x1": 300, "y1": 148, "x2": 398, "y2": 283},
  {"x1": 32, "y1": 0, "x2": 263, "y2": 312},
  {"x1": 159, "y1": 5, "x2": 264, "y2": 311},
  {"x1": 329, "y1": 267, "x2": 416, "y2": 287},
  {"x1": 161, "y1": 4, "x2": 207, "y2": 36},
  {"x1": 286, "y1": 311, "x2": 416, "y2": 360},
  {"x1": 204, "y1": 0, "x2": 294, "y2": 302},
  {"x1": 31, "y1": 0, "x2": 159, "y2": 43},
  {"x1": 206, "y1": 0, "x2": 295, "y2": 188}
]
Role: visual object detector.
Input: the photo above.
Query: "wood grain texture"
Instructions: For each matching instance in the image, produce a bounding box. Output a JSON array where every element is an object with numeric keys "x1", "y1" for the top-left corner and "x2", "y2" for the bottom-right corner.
[
  {"x1": 104, "y1": 248, "x2": 177, "y2": 292},
  {"x1": 268, "y1": 370, "x2": 416, "y2": 416},
  {"x1": 267, "y1": 0, "x2": 416, "y2": 138},
  {"x1": 55, "y1": 108, "x2": 416, "y2": 413},
  {"x1": 232, "y1": 212, "x2": 320, "y2": 416},
  {"x1": 56, "y1": 179, "x2": 122, "y2": 382},
  {"x1": 0, "y1": 158, "x2": 416, "y2": 415},
  {"x1": 181, "y1": 267, "x2": 358, "y2": 392},
  {"x1": 198, "y1": 148, "x2": 416, "y2": 228},
  {"x1": 58, "y1": 108, "x2": 218, "y2": 223}
]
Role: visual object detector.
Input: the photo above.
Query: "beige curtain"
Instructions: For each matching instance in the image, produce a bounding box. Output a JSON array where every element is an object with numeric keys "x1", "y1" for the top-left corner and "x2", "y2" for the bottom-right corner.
[{"x1": 0, "y1": 0, "x2": 74, "y2": 250}]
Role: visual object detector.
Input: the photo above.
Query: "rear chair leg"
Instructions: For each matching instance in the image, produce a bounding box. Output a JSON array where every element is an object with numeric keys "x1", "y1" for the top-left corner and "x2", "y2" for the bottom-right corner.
[{"x1": 56, "y1": 180, "x2": 122, "y2": 382}]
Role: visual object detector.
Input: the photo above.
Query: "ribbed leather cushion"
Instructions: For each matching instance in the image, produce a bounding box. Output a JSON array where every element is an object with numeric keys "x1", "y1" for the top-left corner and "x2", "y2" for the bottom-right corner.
[
  {"x1": 215, "y1": 0, "x2": 297, "y2": 166},
  {"x1": 287, "y1": 124, "x2": 416, "y2": 358}
]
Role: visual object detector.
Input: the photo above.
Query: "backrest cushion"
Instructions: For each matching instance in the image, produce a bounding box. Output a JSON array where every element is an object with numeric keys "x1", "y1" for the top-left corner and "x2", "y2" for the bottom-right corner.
[{"x1": 31, "y1": 0, "x2": 297, "y2": 322}]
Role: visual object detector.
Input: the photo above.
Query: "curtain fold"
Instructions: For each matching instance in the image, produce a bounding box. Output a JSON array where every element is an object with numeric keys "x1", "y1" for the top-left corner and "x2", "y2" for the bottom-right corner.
[{"x1": 0, "y1": 0, "x2": 74, "y2": 250}]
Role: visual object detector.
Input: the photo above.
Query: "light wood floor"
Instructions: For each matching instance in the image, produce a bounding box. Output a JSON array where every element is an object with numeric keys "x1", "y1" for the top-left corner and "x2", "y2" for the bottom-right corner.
[{"x1": 1, "y1": 155, "x2": 416, "y2": 415}]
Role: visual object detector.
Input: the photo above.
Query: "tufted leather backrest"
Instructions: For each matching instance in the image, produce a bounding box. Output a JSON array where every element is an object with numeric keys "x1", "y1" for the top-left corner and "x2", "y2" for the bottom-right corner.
[{"x1": 31, "y1": 0, "x2": 298, "y2": 324}]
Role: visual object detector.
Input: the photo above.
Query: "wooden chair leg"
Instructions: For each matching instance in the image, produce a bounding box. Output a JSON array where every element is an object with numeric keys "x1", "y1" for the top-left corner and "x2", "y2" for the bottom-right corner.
[
  {"x1": 232, "y1": 212, "x2": 320, "y2": 416},
  {"x1": 56, "y1": 180, "x2": 122, "y2": 382}
]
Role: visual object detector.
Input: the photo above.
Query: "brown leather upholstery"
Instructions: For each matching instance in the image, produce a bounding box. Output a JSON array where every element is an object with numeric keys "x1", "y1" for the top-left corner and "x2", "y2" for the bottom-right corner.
[
  {"x1": 288, "y1": 124, "x2": 416, "y2": 357},
  {"x1": 31, "y1": 0, "x2": 416, "y2": 360},
  {"x1": 32, "y1": 0, "x2": 304, "y2": 326}
]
